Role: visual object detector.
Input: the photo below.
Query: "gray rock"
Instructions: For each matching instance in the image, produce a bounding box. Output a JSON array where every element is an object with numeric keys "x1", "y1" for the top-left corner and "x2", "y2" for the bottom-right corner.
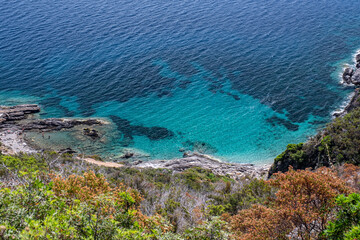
[
  {"x1": 333, "y1": 89, "x2": 360, "y2": 117},
  {"x1": 132, "y1": 152, "x2": 269, "y2": 180},
  {"x1": 351, "y1": 69, "x2": 360, "y2": 85},
  {"x1": 356, "y1": 54, "x2": 360, "y2": 63},
  {"x1": 343, "y1": 67, "x2": 354, "y2": 84},
  {"x1": 0, "y1": 104, "x2": 103, "y2": 132},
  {"x1": 0, "y1": 104, "x2": 40, "y2": 121}
]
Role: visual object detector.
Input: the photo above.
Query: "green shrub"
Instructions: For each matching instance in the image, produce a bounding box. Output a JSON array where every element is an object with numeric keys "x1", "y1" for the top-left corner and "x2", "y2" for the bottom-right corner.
[{"x1": 323, "y1": 193, "x2": 360, "y2": 239}]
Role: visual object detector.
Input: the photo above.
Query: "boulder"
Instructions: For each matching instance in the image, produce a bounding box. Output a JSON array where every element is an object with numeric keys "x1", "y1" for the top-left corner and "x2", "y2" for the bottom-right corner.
[
  {"x1": 356, "y1": 54, "x2": 360, "y2": 63},
  {"x1": 351, "y1": 69, "x2": 360, "y2": 85},
  {"x1": 343, "y1": 67, "x2": 354, "y2": 84}
]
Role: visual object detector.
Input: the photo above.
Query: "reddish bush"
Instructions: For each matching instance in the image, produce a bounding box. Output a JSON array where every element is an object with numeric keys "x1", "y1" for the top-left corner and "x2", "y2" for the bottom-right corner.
[{"x1": 230, "y1": 167, "x2": 352, "y2": 240}]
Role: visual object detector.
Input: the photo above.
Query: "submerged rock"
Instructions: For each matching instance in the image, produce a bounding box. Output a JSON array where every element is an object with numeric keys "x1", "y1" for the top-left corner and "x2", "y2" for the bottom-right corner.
[
  {"x1": 266, "y1": 116, "x2": 299, "y2": 131},
  {"x1": 182, "y1": 140, "x2": 218, "y2": 154},
  {"x1": 83, "y1": 128, "x2": 100, "y2": 139},
  {"x1": 0, "y1": 104, "x2": 104, "y2": 133},
  {"x1": 21, "y1": 118, "x2": 102, "y2": 131}
]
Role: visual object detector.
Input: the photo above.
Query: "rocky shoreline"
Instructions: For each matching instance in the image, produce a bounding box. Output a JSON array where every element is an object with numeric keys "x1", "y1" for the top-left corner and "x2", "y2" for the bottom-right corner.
[
  {"x1": 333, "y1": 53, "x2": 360, "y2": 118},
  {"x1": 132, "y1": 152, "x2": 270, "y2": 179},
  {"x1": 0, "y1": 104, "x2": 104, "y2": 154},
  {"x1": 0, "y1": 104, "x2": 270, "y2": 179}
]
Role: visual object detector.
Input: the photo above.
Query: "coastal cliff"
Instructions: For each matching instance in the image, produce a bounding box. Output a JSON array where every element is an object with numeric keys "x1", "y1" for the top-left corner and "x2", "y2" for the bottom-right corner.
[{"x1": 269, "y1": 54, "x2": 360, "y2": 176}]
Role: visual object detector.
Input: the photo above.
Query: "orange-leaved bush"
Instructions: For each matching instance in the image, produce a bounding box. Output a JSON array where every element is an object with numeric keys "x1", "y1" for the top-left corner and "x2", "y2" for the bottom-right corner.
[
  {"x1": 230, "y1": 167, "x2": 353, "y2": 240},
  {"x1": 51, "y1": 171, "x2": 149, "y2": 226}
]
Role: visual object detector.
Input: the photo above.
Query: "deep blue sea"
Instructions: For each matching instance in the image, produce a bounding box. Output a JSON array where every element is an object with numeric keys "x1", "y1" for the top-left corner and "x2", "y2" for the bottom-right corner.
[{"x1": 1, "y1": 0, "x2": 360, "y2": 163}]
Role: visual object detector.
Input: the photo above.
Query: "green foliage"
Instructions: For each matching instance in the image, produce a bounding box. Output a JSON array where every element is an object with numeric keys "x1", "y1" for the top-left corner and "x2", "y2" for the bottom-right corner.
[
  {"x1": 0, "y1": 173, "x2": 166, "y2": 240},
  {"x1": 270, "y1": 107, "x2": 360, "y2": 175},
  {"x1": 274, "y1": 143, "x2": 306, "y2": 164},
  {"x1": 182, "y1": 217, "x2": 231, "y2": 240},
  {"x1": 207, "y1": 204, "x2": 225, "y2": 216},
  {"x1": 0, "y1": 154, "x2": 46, "y2": 175},
  {"x1": 181, "y1": 167, "x2": 232, "y2": 190},
  {"x1": 344, "y1": 225, "x2": 360, "y2": 240},
  {"x1": 323, "y1": 108, "x2": 360, "y2": 165},
  {"x1": 210, "y1": 178, "x2": 273, "y2": 215},
  {"x1": 323, "y1": 193, "x2": 360, "y2": 240}
]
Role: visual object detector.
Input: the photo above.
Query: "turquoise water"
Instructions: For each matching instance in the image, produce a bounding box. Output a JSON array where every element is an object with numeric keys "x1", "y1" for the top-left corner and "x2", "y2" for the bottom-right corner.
[{"x1": 1, "y1": 0, "x2": 360, "y2": 163}]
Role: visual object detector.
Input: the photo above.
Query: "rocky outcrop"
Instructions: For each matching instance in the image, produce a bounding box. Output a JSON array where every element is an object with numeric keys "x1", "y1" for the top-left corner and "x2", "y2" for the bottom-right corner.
[
  {"x1": 0, "y1": 104, "x2": 104, "y2": 154},
  {"x1": 333, "y1": 88, "x2": 360, "y2": 117},
  {"x1": 0, "y1": 104, "x2": 102, "y2": 131},
  {"x1": 343, "y1": 68, "x2": 354, "y2": 84},
  {"x1": 132, "y1": 152, "x2": 270, "y2": 180},
  {"x1": 0, "y1": 104, "x2": 40, "y2": 123},
  {"x1": 342, "y1": 54, "x2": 360, "y2": 85},
  {"x1": 351, "y1": 69, "x2": 360, "y2": 85}
]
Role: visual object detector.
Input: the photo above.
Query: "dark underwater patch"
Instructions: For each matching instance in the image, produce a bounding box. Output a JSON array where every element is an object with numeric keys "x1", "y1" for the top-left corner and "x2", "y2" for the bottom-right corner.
[
  {"x1": 109, "y1": 115, "x2": 175, "y2": 143},
  {"x1": 39, "y1": 97, "x2": 76, "y2": 117},
  {"x1": 266, "y1": 116, "x2": 299, "y2": 131},
  {"x1": 182, "y1": 140, "x2": 218, "y2": 154}
]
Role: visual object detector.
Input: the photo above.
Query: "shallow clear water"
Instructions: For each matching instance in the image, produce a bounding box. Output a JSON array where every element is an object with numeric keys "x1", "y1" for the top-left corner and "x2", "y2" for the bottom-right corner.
[{"x1": 1, "y1": 0, "x2": 360, "y2": 163}]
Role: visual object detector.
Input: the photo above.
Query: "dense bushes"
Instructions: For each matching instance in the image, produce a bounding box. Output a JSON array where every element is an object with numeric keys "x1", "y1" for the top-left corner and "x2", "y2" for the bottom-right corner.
[
  {"x1": 0, "y1": 171, "x2": 171, "y2": 239},
  {"x1": 0, "y1": 150, "x2": 360, "y2": 239},
  {"x1": 270, "y1": 107, "x2": 360, "y2": 175}
]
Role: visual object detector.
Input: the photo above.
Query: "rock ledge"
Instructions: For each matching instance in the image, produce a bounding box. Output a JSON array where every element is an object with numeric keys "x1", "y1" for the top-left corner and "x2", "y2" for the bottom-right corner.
[{"x1": 132, "y1": 152, "x2": 270, "y2": 180}]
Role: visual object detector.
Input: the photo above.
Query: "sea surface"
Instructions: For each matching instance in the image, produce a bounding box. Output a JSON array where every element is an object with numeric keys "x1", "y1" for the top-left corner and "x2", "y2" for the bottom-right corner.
[{"x1": 1, "y1": 0, "x2": 360, "y2": 163}]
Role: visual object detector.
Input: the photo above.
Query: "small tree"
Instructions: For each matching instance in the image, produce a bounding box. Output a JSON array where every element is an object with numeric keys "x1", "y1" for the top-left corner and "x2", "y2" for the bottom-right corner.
[{"x1": 230, "y1": 167, "x2": 352, "y2": 239}]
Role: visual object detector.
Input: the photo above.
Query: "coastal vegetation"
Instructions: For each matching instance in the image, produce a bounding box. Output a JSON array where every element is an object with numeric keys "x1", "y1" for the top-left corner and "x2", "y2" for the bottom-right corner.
[
  {"x1": 0, "y1": 150, "x2": 360, "y2": 239},
  {"x1": 269, "y1": 95, "x2": 360, "y2": 176}
]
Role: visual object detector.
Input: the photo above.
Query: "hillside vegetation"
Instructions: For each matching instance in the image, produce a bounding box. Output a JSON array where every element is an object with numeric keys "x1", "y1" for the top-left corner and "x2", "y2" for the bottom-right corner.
[
  {"x1": 270, "y1": 102, "x2": 360, "y2": 176},
  {"x1": 0, "y1": 151, "x2": 359, "y2": 239}
]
